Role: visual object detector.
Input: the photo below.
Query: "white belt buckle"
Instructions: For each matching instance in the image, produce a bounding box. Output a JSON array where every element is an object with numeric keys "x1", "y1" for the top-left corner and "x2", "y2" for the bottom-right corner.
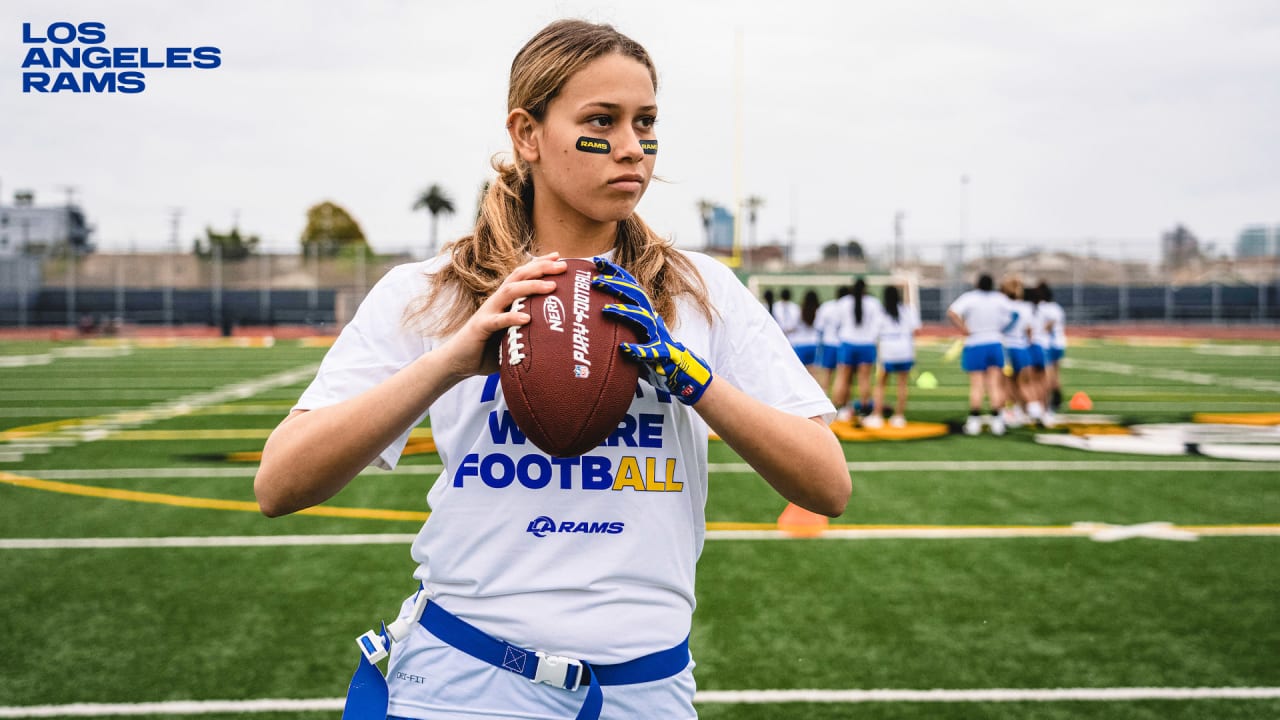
[{"x1": 532, "y1": 651, "x2": 583, "y2": 692}]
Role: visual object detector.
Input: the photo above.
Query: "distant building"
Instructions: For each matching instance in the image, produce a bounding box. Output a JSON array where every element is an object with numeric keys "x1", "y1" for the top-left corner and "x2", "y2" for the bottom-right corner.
[
  {"x1": 707, "y1": 205, "x2": 734, "y2": 252},
  {"x1": 1235, "y1": 225, "x2": 1279, "y2": 259},
  {"x1": 0, "y1": 190, "x2": 94, "y2": 257}
]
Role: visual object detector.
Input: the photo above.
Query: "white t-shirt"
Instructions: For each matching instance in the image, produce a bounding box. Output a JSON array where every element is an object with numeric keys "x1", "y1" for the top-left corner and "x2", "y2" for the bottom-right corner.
[
  {"x1": 1039, "y1": 301, "x2": 1067, "y2": 349},
  {"x1": 1029, "y1": 303, "x2": 1052, "y2": 348},
  {"x1": 814, "y1": 298, "x2": 842, "y2": 347},
  {"x1": 294, "y1": 251, "x2": 834, "y2": 714},
  {"x1": 948, "y1": 289, "x2": 1014, "y2": 347},
  {"x1": 833, "y1": 293, "x2": 884, "y2": 345},
  {"x1": 1002, "y1": 299, "x2": 1033, "y2": 350},
  {"x1": 877, "y1": 304, "x2": 919, "y2": 364},
  {"x1": 771, "y1": 299, "x2": 801, "y2": 338}
]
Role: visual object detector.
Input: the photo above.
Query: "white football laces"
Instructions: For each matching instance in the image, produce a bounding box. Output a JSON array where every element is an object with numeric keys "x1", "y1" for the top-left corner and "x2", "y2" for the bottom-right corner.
[{"x1": 506, "y1": 296, "x2": 527, "y2": 365}]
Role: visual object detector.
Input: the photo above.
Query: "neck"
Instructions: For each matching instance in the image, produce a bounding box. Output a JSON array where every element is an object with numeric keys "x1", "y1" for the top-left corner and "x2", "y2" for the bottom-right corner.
[{"x1": 531, "y1": 216, "x2": 618, "y2": 258}]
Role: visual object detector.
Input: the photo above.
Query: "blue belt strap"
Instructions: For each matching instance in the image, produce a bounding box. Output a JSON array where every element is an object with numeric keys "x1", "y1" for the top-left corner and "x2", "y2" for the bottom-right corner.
[{"x1": 342, "y1": 599, "x2": 690, "y2": 720}]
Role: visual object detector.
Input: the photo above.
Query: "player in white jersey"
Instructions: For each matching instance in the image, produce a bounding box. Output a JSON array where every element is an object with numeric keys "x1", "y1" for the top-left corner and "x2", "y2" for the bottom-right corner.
[
  {"x1": 254, "y1": 20, "x2": 850, "y2": 720},
  {"x1": 1035, "y1": 281, "x2": 1068, "y2": 412},
  {"x1": 1025, "y1": 284, "x2": 1056, "y2": 427},
  {"x1": 999, "y1": 276, "x2": 1043, "y2": 427},
  {"x1": 946, "y1": 274, "x2": 1014, "y2": 435},
  {"x1": 812, "y1": 286, "x2": 849, "y2": 393},
  {"x1": 830, "y1": 277, "x2": 885, "y2": 423},
  {"x1": 864, "y1": 285, "x2": 919, "y2": 429},
  {"x1": 772, "y1": 287, "x2": 802, "y2": 339},
  {"x1": 788, "y1": 290, "x2": 823, "y2": 384}
]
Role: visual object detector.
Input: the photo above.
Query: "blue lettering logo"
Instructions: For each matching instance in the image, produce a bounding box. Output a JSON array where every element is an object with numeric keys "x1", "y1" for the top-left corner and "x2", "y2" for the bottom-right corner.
[{"x1": 526, "y1": 516, "x2": 624, "y2": 537}]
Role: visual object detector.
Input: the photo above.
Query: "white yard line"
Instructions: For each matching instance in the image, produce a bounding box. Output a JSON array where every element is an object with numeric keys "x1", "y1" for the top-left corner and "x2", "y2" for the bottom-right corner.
[
  {"x1": 3, "y1": 523, "x2": 1277, "y2": 550},
  {"x1": 2, "y1": 687, "x2": 1278, "y2": 716},
  {"x1": 1064, "y1": 358, "x2": 1280, "y2": 394},
  {"x1": 17, "y1": 459, "x2": 1280, "y2": 482}
]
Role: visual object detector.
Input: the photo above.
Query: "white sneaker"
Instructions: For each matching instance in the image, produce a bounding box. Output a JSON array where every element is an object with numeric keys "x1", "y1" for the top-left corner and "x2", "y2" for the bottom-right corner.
[
  {"x1": 836, "y1": 407, "x2": 854, "y2": 423},
  {"x1": 1002, "y1": 407, "x2": 1026, "y2": 429},
  {"x1": 1041, "y1": 410, "x2": 1057, "y2": 429},
  {"x1": 889, "y1": 415, "x2": 907, "y2": 428},
  {"x1": 861, "y1": 414, "x2": 884, "y2": 429},
  {"x1": 1026, "y1": 401, "x2": 1044, "y2": 422},
  {"x1": 963, "y1": 416, "x2": 982, "y2": 436},
  {"x1": 989, "y1": 415, "x2": 1007, "y2": 436}
]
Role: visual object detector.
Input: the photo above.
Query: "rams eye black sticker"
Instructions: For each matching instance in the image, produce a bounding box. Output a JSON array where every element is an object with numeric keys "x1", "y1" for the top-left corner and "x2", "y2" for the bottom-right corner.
[
  {"x1": 576, "y1": 137, "x2": 611, "y2": 153},
  {"x1": 640, "y1": 139, "x2": 658, "y2": 155}
]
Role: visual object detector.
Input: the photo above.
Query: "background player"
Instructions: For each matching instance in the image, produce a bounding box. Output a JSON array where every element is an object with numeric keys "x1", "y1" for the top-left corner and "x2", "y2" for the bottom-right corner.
[
  {"x1": 831, "y1": 277, "x2": 884, "y2": 423},
  {"x1": 865, "y1": 284, "x2": 918, "y2": 429},
  {"x1": 947, "y1": 273, "x2": 1013, "y2": 435}
]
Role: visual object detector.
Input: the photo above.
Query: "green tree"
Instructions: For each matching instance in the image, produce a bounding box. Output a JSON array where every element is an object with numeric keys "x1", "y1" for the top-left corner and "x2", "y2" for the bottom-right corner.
[
  {"x1": 300, "y1": 201, "x2": 368, "y2": 257},
  {"x1": 194, "y1": 226, "x2": 259, "y2": 260},
  {"x1": 413, "y1": 184, "x2": 456, "y2": 256},
  {"x1": 743, "y1": 195, "x2": 765, "y2": 250}
]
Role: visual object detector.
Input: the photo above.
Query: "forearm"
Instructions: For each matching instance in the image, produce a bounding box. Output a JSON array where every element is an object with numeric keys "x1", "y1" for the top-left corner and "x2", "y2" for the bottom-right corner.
[
  {"x1": 254, "y1": 349, "x2": 463, "y2": 516},
  {"x1": 694, "y1": 378, "x2": 850, "y2": 517},
  {"x1": 946, "y1": 310, "x2": 968, "y2": 335}
]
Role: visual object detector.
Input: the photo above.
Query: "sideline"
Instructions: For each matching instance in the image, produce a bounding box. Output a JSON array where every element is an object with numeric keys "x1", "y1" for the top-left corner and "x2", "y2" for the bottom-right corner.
[{"x1": 2, "y1": 687, "x2": 1279, "y2": 716}]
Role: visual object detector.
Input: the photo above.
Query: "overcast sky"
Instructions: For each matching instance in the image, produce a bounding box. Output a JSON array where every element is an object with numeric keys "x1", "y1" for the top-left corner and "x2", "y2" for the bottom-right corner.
[{"x1": 4, "y1": 0, "x2": 1278, "y2": 264}]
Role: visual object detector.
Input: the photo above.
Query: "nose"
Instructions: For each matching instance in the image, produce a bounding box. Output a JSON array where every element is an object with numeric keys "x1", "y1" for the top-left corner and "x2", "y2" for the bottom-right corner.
[{"x1": 614, "y1": 128, "x2": 644, "y2": 162}]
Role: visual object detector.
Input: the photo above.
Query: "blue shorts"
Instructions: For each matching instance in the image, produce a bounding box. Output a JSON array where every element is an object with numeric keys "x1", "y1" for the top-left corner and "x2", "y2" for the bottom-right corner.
[
  {"x1": 961, "y1": 342, "x2": 1004, "y2": 373},
  {"x1": 883, "y1": 360, "x2": 914, "y2": 373},
  {"x1": 818, "y1": 344, "x2": 839, "y2": 370},
  {"x1": 1006, "y1": 347, "x2": 1032, "y2": 374},
  {"x1": 1048, "y1": 347, "x2": 1065, "y2": 364},
  {"x1": 1027, "y1": 345, "x2": 1046, "y2": 370},
  {"x1": 793, "y1": 344, "x2": 818, "y2": 366},
  {"x1": 838, "y1": 343, "x2": 877, "y2": 367}
]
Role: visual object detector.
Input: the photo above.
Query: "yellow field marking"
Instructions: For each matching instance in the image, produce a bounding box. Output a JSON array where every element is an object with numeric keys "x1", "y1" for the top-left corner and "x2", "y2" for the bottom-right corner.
[
  {"x1": 4, "y1": 470, "x2": 1277, "y2": 536},
  {"x1": 829, "y1": 420, "x2": 949, "y2": 442},
  {"x1": 0, "y1": 472, "x2": 429, "y2": 522},
  {"x1": 1193, "y1": 412, "x2": 1280, "y2": 426}
]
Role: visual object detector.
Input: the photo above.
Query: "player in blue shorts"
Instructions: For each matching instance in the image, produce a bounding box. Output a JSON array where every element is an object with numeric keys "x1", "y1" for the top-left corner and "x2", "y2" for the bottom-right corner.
[
  {"x1": 947, "y1": 274, "x2": 1014, "y2": 435},
  {"x1": 1036, "y1": 281, "x2": 1068, "y2": 412},
  {"x1": 831, "y1": 277, "x2": 884, "y2": 423},
  {"x1": 999, "y1": 276, "x2": 1042, "y2": 427},
  {"x1": 789, "y1": 290, "x2": 822, "y2": 384},
  {"x1": 254, "y1": 19, "x2": 850, "y2": 720},
  {"x1": 812, "y1": 286, "x2": 848, "y2": 393},
  {"x1": 864, "y1": 285, "x2": 919, "y2": 429}
]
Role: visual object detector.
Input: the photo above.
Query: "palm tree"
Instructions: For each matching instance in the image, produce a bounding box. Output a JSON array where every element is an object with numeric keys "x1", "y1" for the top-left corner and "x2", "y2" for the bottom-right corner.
[
  {"x1": 413, "y1": 184, "x2": 456, "y2": 257},
  {"x1": 696, "y1": 199, "x2": 717, "y2": 249},
  {"x1": 742, "y1": 195, "x2": 765, "y2": 263}
]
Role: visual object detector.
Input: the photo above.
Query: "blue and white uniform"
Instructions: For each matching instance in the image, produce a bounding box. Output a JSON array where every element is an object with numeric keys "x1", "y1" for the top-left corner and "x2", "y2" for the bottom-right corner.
[
  {"x1": 1028, "y1": 303, "x2": 1051, "y2": 370},
  {"x1": 877, "y1": 303, "x2": 919, "y2": 373},
  {"x1": 1039, "y1": 300, "x2": 1067, "y2": 364},
  {"x1": 813, "y1": 297, "x2": 843, "y2": 370},
  {"x1": 948, "y1": 289, "x2": 1013, "y2": 373},
  {"x1": 834, "y1": 293, "x2": 884, "y2": 367},
  {"x1": 1002, "y1": 299, "x2": 1034, "y2": 374},
  {"x1": 295, "y1": 251, "x2": 834, "y2": 720},
  {"x1": 787, "y1": 313, "x2": 820, "y2": 366}
]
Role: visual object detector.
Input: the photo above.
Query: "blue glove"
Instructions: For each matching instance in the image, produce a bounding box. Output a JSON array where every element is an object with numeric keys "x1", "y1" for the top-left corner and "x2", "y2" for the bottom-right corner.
[{"x1": 592, "y1": 257, "x2": 714, "y2": 405}]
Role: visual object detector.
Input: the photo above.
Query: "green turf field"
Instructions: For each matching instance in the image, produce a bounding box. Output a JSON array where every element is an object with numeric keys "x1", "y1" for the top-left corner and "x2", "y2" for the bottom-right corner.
[{"x1": 1, "y1": 336, "x2": 1278, "y2": 719}]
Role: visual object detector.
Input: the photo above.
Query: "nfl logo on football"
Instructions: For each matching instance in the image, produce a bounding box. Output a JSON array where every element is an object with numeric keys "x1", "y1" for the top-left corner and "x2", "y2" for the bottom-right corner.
[{"x1": 573, "y1": 365, "x2": 590, "y2": 379}]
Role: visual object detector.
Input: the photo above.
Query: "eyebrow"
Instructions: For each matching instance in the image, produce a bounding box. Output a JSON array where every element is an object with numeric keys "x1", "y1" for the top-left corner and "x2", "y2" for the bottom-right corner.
[{"x1": 580, "y1": 102, "x2": 658, "y2": 113}]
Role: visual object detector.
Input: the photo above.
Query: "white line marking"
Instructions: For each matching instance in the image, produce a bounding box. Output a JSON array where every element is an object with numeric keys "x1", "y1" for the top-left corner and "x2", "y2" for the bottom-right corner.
[
  {"x1": 2, "y1": 687, "x2": 1278, "y2": 715},
  {"x1": 1065, "y1": 358, "x2": 1280, "y2": 395},
  {"x1": 4, "y1": 525, "x2": 1277, "y2": 550},
  {"x1": 15, "y1": 459, "x2": 1280, "y2": 482}
]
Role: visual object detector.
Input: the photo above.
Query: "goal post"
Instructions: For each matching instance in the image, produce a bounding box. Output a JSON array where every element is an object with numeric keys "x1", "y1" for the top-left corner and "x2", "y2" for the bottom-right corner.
[{"x1": 745, "y1": 271, "x2": 920, "y2": 309}]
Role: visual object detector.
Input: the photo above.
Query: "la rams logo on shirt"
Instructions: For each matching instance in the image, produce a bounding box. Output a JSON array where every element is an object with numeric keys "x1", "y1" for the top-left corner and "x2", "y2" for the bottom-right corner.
[{"x1": 527, "y1": 516, "x2": 625, "y2": 537}]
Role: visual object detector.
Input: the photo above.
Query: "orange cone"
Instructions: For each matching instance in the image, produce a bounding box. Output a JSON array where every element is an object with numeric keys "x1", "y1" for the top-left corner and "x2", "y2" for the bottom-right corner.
[
  {"x1": 1069, "y1": 391, "x2": 1093, "y2": 411},
  {"x1": 777, "y1": 502, "x2": 829, "y2": 537}
]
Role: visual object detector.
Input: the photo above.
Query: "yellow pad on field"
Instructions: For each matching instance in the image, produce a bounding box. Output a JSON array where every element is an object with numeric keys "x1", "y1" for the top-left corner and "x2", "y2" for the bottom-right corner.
[
  {"x1": 1192, "y1": 412, "x2": 1280, "y2": 426},
  {"x1": 829, "y1": 420, "x2": 949, "y2": 441}
]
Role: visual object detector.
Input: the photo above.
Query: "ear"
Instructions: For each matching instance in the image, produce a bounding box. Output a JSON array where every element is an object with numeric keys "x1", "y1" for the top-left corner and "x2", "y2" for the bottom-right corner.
[{"x1": 507, "y1": 109, "x2": 540, "y2": 164}]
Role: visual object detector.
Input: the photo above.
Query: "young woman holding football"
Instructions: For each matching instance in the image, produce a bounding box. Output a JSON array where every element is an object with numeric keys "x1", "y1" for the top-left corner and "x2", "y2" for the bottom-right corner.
[{"x1": 254, "y1": 19, "x2": 849, "y2": 720}]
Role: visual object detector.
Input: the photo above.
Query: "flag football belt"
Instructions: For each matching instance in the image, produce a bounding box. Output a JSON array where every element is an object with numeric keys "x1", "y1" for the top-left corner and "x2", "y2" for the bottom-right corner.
[{"x1": 342, "y1": 589, "x2": 690, "y2": 720}]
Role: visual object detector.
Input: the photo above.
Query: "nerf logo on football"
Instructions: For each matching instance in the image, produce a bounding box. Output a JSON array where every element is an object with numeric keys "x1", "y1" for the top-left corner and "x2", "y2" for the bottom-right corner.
[
  {"x1": 543, "y1": 296, "x2": 565, "y2": 333},
  {"x1": 527, "y1": 515, "x2": 625, "y2": 538}
]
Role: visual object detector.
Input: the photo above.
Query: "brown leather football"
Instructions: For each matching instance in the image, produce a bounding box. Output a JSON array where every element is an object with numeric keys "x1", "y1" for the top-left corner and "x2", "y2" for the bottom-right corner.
[{"x1": 498, "y1": 258, "x2": 641, "y2": 457}]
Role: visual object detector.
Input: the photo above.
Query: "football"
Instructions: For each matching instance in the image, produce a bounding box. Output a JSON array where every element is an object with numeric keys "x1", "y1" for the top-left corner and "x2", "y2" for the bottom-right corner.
[{"x1": 499, "y1": 258, "x2": 642, "y2": 457}]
